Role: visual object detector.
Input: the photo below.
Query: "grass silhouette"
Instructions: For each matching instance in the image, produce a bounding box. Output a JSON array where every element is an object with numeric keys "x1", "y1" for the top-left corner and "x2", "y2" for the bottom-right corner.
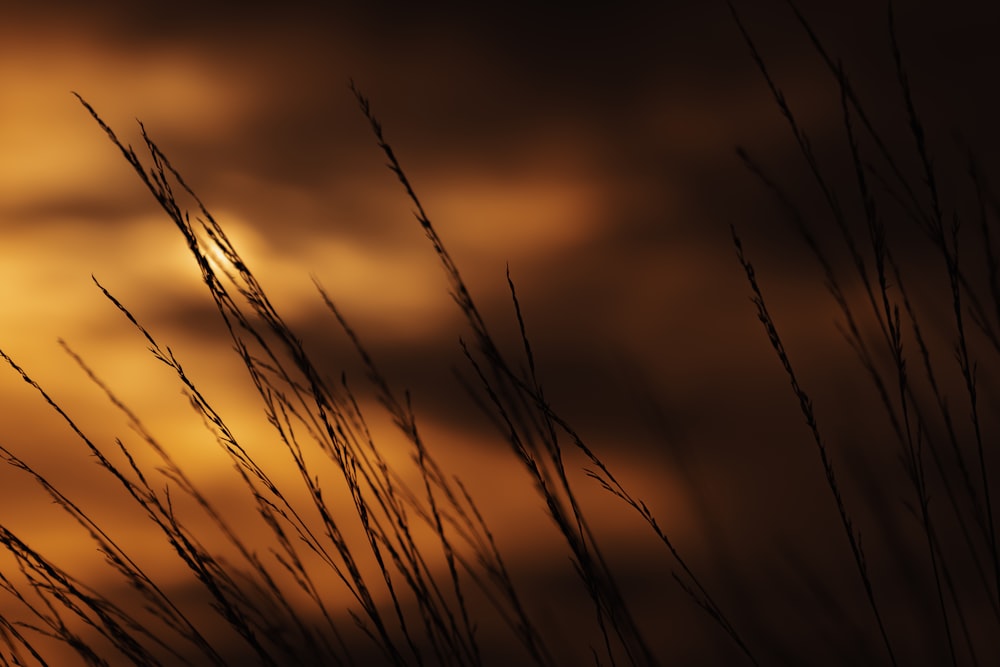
[{"x1": 1, "y1": 3, "x2": 998, "y2": 665}]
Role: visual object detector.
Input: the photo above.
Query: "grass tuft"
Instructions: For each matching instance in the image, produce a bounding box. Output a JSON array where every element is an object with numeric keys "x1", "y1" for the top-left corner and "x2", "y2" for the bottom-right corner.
[{"x1": 1, "y1": 3, "x2": 999, "y2": 665}]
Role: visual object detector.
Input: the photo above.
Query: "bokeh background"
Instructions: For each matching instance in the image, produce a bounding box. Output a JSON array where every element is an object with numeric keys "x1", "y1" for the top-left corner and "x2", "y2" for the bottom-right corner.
[{"x1": 3, "y1": 1, "x2": 1000, "y2": 664}]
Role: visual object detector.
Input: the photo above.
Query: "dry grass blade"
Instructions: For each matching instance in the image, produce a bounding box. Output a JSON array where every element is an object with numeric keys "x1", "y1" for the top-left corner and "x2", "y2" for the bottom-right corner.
[{"x1": 731, "y1": 227, "x2": 897, "y2": 666}]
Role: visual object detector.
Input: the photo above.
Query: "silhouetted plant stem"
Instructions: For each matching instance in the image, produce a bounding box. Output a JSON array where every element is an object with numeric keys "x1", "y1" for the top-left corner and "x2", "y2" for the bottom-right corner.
[{"x1": 732, "y1": 228, "x2": 898, "y2": 666}]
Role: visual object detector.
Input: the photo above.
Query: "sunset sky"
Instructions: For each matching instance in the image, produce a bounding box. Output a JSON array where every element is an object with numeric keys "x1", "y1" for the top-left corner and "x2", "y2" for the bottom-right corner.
[{"x1": 2, "y1": 1, "x2": 1000, "y2": 664}]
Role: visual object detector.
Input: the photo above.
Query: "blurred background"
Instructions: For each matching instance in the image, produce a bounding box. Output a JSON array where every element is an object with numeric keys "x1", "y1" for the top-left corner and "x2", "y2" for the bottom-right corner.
[{"x1": 2, "y1": 1, "x2": 1000, "y2": 663}]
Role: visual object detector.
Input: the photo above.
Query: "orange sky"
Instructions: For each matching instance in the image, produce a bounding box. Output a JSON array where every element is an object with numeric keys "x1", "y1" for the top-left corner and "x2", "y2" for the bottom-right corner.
[{"x1": 2, "y1": 1, "x2": 1000, "y2": 664}]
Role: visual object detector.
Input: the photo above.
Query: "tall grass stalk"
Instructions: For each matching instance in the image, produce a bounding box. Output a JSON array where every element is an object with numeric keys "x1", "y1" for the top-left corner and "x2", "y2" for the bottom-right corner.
[{"x1": 731, "y1": 1, "x2": 1000, "y2": 665}]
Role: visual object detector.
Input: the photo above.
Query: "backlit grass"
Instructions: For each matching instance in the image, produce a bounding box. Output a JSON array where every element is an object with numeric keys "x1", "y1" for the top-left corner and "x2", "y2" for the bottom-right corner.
[{"x1": 1, "y1": 3, "x2": 998, "y2": 665}]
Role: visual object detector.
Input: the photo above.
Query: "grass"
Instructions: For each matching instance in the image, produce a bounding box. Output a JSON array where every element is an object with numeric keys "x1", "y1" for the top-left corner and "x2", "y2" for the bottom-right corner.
[{"x1": 1, "y1": 2, "x2": 998, "y2": 664}]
